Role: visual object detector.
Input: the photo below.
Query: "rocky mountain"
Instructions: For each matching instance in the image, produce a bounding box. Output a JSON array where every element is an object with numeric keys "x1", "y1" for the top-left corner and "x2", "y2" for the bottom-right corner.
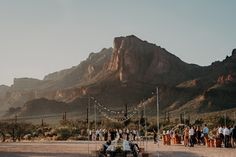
[
  {"x1": 12, "y1": 78, "x2": 44, "y2": 91},
  {"x1": 0, "y1": 85, "x2": 9, "y2": 98},
  {"x1": 1, "y1": 35, "x2": 235, "y2": 119},
  {"x1": 108, "y1": 35, "x2": 199, "y2": 84},
  {"x1": 0, "y1": 47, "x2": 113, "y2": 111},
  {"x1": 43, "y1": 47, "x2": 113, "y2": 89},
  {"x1": 44, "y1": 67, "x2": 77, "y2": 82},
  {"x1": 160, "y1": 49, "x2": 236, "y2": 114}
]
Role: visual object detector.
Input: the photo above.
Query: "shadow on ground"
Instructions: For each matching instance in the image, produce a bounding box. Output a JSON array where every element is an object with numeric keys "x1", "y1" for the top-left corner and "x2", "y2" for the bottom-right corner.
[
  {"x1": 151, "y1": 151, "x2": 200, "y2": 157},
  {"x1": 0, "y1": 152, "x2": 87, "y2": 157}
]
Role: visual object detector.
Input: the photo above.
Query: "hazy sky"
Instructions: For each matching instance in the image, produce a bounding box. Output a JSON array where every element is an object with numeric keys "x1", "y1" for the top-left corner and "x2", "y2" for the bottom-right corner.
[{"x1": 0, "y1": 0, "x2": 235, "y2": 86}]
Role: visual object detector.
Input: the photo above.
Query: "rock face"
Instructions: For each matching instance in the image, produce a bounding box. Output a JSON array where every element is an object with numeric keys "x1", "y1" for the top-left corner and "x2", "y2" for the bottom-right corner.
[
  {"x1": 47, "y1": 47, "x2": 113, "y2": 89},
  {"x1": 217, "y1": 74, "x2": 234, "y2": 84},
  {"x1": 0, "y1": 85, "x2": 10, "y2": 98},
  {"x1": 232, "y1": 49, "x2": 236, "y2": 56},
  {"x1": 1, "y1": 35, "x2": 236, "y2": 118},
  {"x1": 20, "y1": 98, "x2": 68, "y2": 116},
  {"x1": 44, "y1": 67, "x2": 77, "y2": 81},
  {"x1": 108, "y1": 35, "x2": 197, "y2": 84},
  {"x1": 0, "y1": 48, "x2": 113, "y2": 112},
  {"x1": 12, "y1": 78, "x2": 42, "y2": 90}
]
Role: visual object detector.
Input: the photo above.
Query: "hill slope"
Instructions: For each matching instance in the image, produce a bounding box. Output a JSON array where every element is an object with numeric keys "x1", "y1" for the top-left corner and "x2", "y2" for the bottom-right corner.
[{"x1": 1, "y1": 36, "x2": 236, "y2": 118}]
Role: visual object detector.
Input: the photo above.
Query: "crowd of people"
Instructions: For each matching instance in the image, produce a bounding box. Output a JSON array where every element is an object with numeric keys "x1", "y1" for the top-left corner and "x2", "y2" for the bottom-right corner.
[
  {"x1": 184, "y1": 124, "x2": 236, "y2": 148},
  {"x1": 88, "y1": 128, "x2": 140, "y2": 142},
  {"x1": 163, "y1": 124, "x2": 236, "y2": 148},
  {"x1": 87, "y1": 124, "x2": 236, "y2": 151}
]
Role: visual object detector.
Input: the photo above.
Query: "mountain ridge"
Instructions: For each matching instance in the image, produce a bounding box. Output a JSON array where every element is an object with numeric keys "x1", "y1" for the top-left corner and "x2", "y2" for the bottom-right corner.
[{"x1": 1, "y1": 35, "x2": 235, "y2": 118}]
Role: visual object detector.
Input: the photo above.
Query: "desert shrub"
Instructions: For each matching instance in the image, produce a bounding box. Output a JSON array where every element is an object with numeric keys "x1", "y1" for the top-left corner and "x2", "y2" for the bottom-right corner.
[
  {"x1": 194, "y1": 118, "x2": 204, "y2": 125},
  {"x1": 56, "y1": 127, "x2": 71, "y2": 140},
  {"x1": 71, "y1": 127, "x2": 80, "y2": 135},
  {"x1": 217, "y1": 116, "x2": 234, "y2": 126}
]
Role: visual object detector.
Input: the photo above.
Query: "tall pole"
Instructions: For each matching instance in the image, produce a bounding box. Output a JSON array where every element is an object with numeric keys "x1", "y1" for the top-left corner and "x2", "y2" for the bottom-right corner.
[
  {"x1": 94, "y1": 101, "x2": 97, "y2": 150},
  {"x1": 184, "y1": 111, "x2": 186, "y2": 125},
  {"x1": 86, "y1": 108, "x2": 89, "y2": 124},
  {"x1": 14, "y1": 115, "x2": 17, "y2": 124},
  {"x1": 41, "y1": 119, "x2": 44, "y2": 127},
  {"x1": 156, "y1": 87, "x2": 159, "y2": 134},
  {"x1": 224, "y1": 112, "x2": 227, "y2": 147},
  {"x1": 234, "y1": 111, "x2": 236, "y2": 125},
  {"x1": 13, "y1": 115, "x2": 17, "y2": 142},
  {"x1": 87, "y1": 96, "x2": 90, "y2": 157},
  {"x1": 125, "y1": 104, "x2": 128, "y2": 119},
  {"x1": 138, "y1": 108, "x2": 141, "y2": 146},
  {"x1": 224, "y1": 112, "x2": 227, "y2": 127},
  {"x1": 144, "y1": 101, "x2": 147, "y2": 151}
]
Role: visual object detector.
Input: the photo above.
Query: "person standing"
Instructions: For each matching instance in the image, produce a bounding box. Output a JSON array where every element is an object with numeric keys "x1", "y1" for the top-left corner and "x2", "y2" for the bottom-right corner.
[
  {"x1": 189, "y1": 126, "x2": 195, "y2": 147},
  {"x1": 229, "y1": 125, "x2": 234, "y2": 147},
  {"x1": 132, "y1": 129, "x2": 137, "y2": 141},
  {"x1": 118, "y1": 129, "x2": 122, "y2": 139},
  {"x1": 231, "y1": 125, "x2": 236, "y2": 148},
  {"x1": 203, "y1": 124, "x2": 209, "y2": 145},
  {"x1": 196, "y1": 126, "x2": 202, "y2": 145},
  {"x1": 183, "y1": 126, "x2": 189, "y2": 147},
  {"x1": 104, "y1": 129, "x2": 108, "y2": 141},
  {"x1": 126, "y1": 129, "x2": 130, "y2": 141},
  {"x1": 110, "y1": 129, "x2": 116, "y2": 141},
  {"x1": 96, "y1": 129, "x2": 100, "y2": 141},
  {"x1": 89, "y1": 129, "x2": 92, "y2": 141},
  {"x1": 153, "y1": 129, "x2": 157, "y2": 144},
  {"x1": 218, "y1": 125, "x2": 224, "y2": 142},
  {"x1": 223, "y1": 126, "x2": 230, "y2": 148}
]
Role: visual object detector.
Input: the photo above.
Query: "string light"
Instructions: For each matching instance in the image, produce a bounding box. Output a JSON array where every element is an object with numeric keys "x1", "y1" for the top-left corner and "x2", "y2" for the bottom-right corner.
[
  {"x1": 90, "y1": 96, "x2": 153, "y2": 117},
  {"x1": 92, "y1": 97, "x2": 152, "y2": 123}
]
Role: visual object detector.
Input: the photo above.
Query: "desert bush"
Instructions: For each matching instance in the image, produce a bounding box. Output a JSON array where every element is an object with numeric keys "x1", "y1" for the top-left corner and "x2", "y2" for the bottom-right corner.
[
  {"x1": 194, "y1": 118, "x2": 204, "y2": 125},
  {"x1": 56, "y1": 127, "x2": 71, "y2": 140},
  {"x1": 216, "y1": 116, "x2": 234, "y2": 126}
]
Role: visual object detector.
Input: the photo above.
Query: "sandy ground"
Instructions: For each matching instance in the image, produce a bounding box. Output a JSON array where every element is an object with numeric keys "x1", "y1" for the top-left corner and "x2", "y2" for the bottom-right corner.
[{"x1": 0, "y1": 141, "x2": 235, "y2": 157}]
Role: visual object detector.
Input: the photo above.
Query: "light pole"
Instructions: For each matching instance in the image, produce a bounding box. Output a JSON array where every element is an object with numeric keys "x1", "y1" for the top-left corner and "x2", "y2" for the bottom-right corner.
[
  {"x1": 184, "y1": 111, "x2": 186, "y2": 125},
  {"x1": 87, "y1": 96, "x2": 90, "y2": 157},
  {"x1": 224, "y1": 112, "x2": 227, "y2": 127},
  {"x1": 144, "y1": 100, "x2": 147, "y2": 151},
  {"x1": 156, "y1": 87, "x2": 159, "y2": 134},
  {"x1": 94, "y1": 100, "x2": 97, "y2": 151},
  {"x1": 138, "y1": 108, "x2": 141, "y2": 145},
  {"x1": 234, "y1": 111, "x2": 236, "y2": 125}
]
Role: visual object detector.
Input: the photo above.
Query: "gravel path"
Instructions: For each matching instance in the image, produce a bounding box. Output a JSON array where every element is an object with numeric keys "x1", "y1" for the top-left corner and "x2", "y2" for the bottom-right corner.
[{"x1": 0, "y1": 141, "x2": 235, "y2": 157}]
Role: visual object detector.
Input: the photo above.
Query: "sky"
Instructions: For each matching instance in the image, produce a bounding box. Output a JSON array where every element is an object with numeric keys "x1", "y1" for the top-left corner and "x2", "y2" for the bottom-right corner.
[{"x1": 0, "y1": 0, "x2": 235, "y2": 86}]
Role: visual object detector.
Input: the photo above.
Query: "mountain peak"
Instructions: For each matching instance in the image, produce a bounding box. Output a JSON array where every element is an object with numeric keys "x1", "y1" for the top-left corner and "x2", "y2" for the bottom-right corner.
[
  {"x1": 114, "y1": 34, "x2": 140, "y2": 40},
  {"x1": 232, "y1": 48, "x2": 236, "y2": 56},
  {"x1": 113, "y1": 35, "x2": 144, "y2": 50},
  {"x1": 108, "y1": 35, "x2": 192, "y2": 84}
]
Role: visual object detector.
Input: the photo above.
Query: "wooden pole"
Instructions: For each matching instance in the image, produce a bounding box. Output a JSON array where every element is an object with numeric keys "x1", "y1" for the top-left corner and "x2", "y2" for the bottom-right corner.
[
  {"x1": 156, "y1": 87, "x2": 159, "y2": 134},
  {"x1": 144, "y1": 101, "x2": 147, "y2": 151},
  {"x1": 15, "y1": 115, "x2": 17, "y2": 124},
  {"x1": 234, "y1": 112, "x2": 236, "y2": 125},
  {"x1": 64, "y1": 112, "x2": 67, "y2": 121},
  {"x1": 94, "y1": 101, "x2": 97, "y2": 150},
  {"x1": 138, "y1": 107, "x2": 141, "y2": 146},
  {"x1": 87, "y1": 96, "x2": 90, "y2": 157}
]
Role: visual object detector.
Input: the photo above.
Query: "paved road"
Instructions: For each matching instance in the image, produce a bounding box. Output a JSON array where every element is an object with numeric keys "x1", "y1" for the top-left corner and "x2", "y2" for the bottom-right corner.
[{"x1": 0, "y1": 141, "x2": 235, "y2": 157}]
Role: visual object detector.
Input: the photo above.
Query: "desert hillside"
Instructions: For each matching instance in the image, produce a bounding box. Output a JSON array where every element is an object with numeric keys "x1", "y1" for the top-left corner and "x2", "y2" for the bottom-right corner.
[{"x1": 1, "y1": 35, "x2": 235, "y2": 119}]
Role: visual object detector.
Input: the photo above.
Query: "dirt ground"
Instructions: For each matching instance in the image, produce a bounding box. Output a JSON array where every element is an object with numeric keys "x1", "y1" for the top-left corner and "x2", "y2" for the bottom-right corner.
[{"x1": 0, "y1": 141, "x2": 235, "y2": 157}]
